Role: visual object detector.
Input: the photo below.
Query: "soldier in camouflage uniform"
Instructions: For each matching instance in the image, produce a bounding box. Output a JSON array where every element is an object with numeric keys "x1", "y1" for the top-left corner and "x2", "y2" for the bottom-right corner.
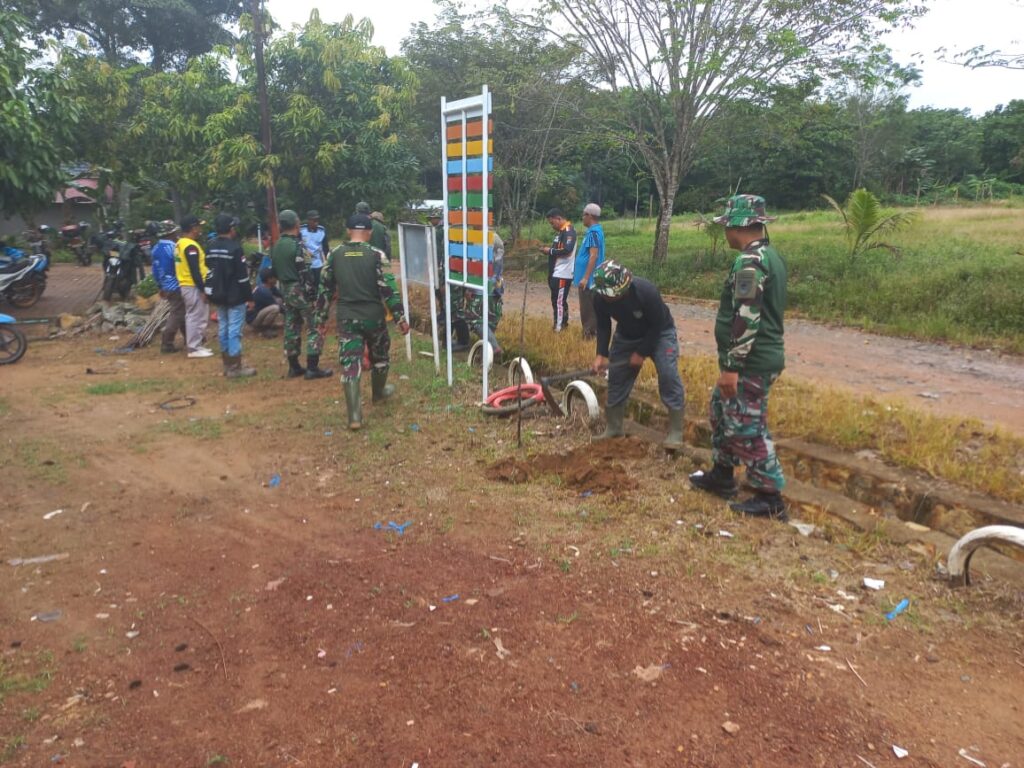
[
  {"x1": 689, "y1": 194, "x2": 788, "y2": 520},
  {"x1": 462, "y1": 231, "x2": 504, "y2": 357},
  {"x1": 270, "y1": 209, "x2": 333, "y2": 380},
  {"x1": 316, "y1": 213, "x2": 410, "y2": 430}
]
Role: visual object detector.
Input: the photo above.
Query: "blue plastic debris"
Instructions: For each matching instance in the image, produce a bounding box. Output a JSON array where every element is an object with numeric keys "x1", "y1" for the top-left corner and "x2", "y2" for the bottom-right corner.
[
  {"x1": 268, "y1": 473, "x2": 281, "y2": 488},
  {"x1": 324, "y1": 430, "x2": 333, "y2": 437},
  {"x1": 441, "y1": 594, "x2": 460, "y2": 603},
  {"x1": 468, "y1": 427, "x2": 476, "y2": 433},
  {"x1": 410, "y1": 423, "x2": 421, "y2": 432},
  {"x1": 885, "y1": 598, "x2": 910, "y2": 621},
  {"x1": 579, "y1": 490, "x2": 593, "y2": 498},
  {"x1": 374, "y1": 520, "x2": 412, "y2": 535}
]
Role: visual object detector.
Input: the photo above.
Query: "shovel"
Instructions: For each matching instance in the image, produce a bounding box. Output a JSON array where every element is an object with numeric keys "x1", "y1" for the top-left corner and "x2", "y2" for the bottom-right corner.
[{"x1": 537, "y1": 362, "x2": 631, "y2": 417}]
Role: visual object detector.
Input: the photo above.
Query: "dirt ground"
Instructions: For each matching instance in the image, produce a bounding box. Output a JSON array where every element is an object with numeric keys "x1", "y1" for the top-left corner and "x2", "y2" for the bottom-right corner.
[
  {"x1": 506, "y1": 278, "x2": 1024, "y2": 436},
  {"x1": 2, "y1": 333, "x2": 1023, "y2": 767}
]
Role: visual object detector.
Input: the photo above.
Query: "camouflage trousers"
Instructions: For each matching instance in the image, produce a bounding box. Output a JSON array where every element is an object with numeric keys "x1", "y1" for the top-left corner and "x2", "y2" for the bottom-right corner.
[
  {"x1": 710, "y1": 372, "x2": 786, "y2": 493},
  {"x1": 464, "y1": 291, "x2": 502, "y2": 349},
  {"x1": 336, "y1": 318, "x2": 390, "y2": 382},
  {"x1": 282, "y1": 283, "x2": 325, "y2": 358}
]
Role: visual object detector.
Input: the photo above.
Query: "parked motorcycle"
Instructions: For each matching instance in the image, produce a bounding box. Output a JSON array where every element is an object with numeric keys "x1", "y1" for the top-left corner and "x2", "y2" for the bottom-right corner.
[
  {"x1": 0, "y1": 312, "x2": 27, "y2": 364},
  {"x1": 24, "y1": 225, "x2": 54, "y2": 261},
  {"x1": 0, "y1": 253, "x2": 48, "y2": 308},
  {"x1": 59, "y1": 221, "x2": 91, "y2": 266},
  {"x1": 101, "y1": 230, "x2": 152, "y2": 301}
]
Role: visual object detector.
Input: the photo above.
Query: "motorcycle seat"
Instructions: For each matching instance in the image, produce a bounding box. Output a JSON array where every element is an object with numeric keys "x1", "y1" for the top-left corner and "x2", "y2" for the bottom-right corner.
[{"x1": 0, "y1": 260, "x2": 29, "y2": 274}]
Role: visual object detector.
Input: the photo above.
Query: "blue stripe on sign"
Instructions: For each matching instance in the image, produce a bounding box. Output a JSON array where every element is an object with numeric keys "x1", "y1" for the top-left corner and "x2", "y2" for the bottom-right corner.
[
  {"x1": 446, "y1": 158, "x2": 494, "y2": 175},
  {"x1": 448, "y1": 243, "x2": 494, "y2": 260}
]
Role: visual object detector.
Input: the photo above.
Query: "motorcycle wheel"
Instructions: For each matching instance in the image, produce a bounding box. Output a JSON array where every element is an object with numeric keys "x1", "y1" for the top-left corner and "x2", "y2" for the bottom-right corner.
[
  {"x1": 0, "y1": 324, "x2": 27, "y2": 364},
  {"x1": 102, "y1": 273, "x2": 116, "y2": 302},
  {"x1": 7, "y1": 274, "x2": 45, "y2": 308}
]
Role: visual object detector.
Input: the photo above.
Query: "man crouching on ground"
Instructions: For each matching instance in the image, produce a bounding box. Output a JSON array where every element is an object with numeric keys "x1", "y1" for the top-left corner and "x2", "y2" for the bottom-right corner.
[
  {"x1": 590, "y1": 260, "x2": 685, "y2": 449},
  {"x1": 315, "y1": 213, "x2": 410, "y2": 431}
]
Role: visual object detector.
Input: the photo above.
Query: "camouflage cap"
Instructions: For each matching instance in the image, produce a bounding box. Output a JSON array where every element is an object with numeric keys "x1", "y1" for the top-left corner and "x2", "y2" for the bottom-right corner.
[
  {"x1": 713, "y1": 194, "x2": 777, "y2": 228},
  {"x1": 355, "y1": 201, "x2": 371, "y2": 214},
  {"x1": 593, "y1": 259, "x2": 632, "y2": 298},
  {"x1": 279, "y1": 209, "x2": 300, "y2": 228},
  {"x1": 158, "y1": 219, "x2": 179, "y2": 237}
]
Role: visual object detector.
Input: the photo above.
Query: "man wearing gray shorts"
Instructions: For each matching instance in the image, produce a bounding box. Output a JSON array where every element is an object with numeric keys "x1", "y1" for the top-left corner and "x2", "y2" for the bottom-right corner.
[{"x1": 590, "y1": 260, "x2": 685, "y2": 449}]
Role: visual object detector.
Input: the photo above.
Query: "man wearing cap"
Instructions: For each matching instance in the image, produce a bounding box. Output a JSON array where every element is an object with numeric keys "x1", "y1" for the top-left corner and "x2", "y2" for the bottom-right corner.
[
  {"x1": 689, "y1": 194, "x2": 788, "y2": 520},
  {"x1": 270, "y1": 209, "x2": 332, "y2": 380},
  {"x1": 151, "y1": 219, "x2": 185, "y2": 354},
  {"x1": 205, "y1": 213, "x2": 256, "y2": 378},
  {"x1": 174, "y1": 214, "x2": 213, "y2": 359},
  {"x1": 574, "y1": 203, "x2": 606, "y2": 339},
  {"x1": 369, "y1": 211, "x2": 392, "y2": 260},
  {"x1": 300, "y1": 210, "x2": 330, "y2": 288},
  {"x1": 316, "y1": 213, "x2": 410, "y2": 430},
  {"x1": 463, "y1": 231, "x2": 504, "y2": 358},
  {"x1": 539, "y1": 208, "x2": 577, "y2": 332},
  {"x1": 429, "y1": 207, "x2": 469, "y2": 350},
  {"x1": 590, "y1": 260, "x2": 685, "y2": 449}
]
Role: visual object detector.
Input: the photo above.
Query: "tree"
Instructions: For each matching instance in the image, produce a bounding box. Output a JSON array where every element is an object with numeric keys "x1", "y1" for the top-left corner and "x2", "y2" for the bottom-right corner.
[
  {"x1": 11, "y1": 0, "x2": 244, "y2": 70},
  {"x1": 402, "y1": 3, "x2": 585, "y2": 243},
  {"x1": 0, "y1": 10, "x2": 79, "y2": 217},
  {"x1": 822, "y1": 188, "x2": 918, "y2": 263},
  {"x1": 547, "y1": 0, "x2": 923, "y2": 263}
]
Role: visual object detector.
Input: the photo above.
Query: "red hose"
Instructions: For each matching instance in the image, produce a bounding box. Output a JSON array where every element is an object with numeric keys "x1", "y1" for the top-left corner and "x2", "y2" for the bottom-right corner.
[{"x1": 485, "y1": 383, "x2": 544, "y2": 407}]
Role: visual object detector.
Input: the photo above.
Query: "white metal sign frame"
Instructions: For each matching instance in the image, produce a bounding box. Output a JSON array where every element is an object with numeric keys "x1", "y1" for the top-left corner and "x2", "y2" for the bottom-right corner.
[
  {"x1": 396, "y1": 222, "x2": 441, "y2": 372},
  {"x1": 441, "y1": 86, "x2": 492, "y2": 400}
]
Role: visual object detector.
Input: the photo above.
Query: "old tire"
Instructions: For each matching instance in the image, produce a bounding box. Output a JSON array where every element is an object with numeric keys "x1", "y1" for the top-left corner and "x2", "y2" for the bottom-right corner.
[
  {"x1": 507, "y1": 357, "x2": 534, "y2": 386},
  {"x1": 0, "y1": 324, "x2": 27, "y2": 364},
  {"x1": 561, "y1": 380, "x2": 600, "y2": 422},
  {"x1": 468, "y1": 340, "x2": 494, "y2": 370}
]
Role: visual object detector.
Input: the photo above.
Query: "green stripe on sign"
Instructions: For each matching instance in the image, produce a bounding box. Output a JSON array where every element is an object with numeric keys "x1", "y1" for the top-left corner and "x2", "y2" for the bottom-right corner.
[{"x1": 448, "y1": 192, "x2": 485, "y2": 208}]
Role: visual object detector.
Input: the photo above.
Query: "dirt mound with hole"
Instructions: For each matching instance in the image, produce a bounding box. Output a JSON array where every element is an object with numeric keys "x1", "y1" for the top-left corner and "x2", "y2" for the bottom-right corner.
[{"x1": 486, "y1": 436, "x2": 649, "y2": 493}]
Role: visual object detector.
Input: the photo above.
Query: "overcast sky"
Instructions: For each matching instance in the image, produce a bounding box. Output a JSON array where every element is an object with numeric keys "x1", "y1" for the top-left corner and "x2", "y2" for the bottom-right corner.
[{"x1": 265, "y1": 0, "x2": 1024, "y2": 115}]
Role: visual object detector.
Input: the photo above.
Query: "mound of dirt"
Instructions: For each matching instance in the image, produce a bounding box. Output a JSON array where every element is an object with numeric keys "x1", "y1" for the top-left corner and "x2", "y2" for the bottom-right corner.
[{"x1": 486, "y1": 436, "x2": 648, "y2": 494}]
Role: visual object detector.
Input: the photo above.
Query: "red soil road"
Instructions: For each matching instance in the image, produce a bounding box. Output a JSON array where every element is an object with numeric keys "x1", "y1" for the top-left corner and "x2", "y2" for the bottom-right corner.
[{"x1": 505, "y1": 278, "x2": 1024, "y2": 436}]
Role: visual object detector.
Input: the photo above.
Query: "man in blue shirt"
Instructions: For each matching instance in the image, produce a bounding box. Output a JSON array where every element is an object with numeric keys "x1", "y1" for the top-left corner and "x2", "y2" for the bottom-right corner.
[
  {"x1": 300, "y1": 209, "x2": 329, "y2": 288},
  {"x1": 150, "y1": 219, "x2": 185, "y2": 353},
  {"x1": 247, "y1": 268, "x2": 285, "y2": 337},
  {"x1": 574, "y1": 202, "x2": 606, "y2": 339}
]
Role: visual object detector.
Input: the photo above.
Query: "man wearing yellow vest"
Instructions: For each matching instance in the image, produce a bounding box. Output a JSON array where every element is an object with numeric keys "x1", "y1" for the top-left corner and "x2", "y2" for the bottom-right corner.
[{"x1": 174, "y1": 214, "x2": 213, "y2": 359}]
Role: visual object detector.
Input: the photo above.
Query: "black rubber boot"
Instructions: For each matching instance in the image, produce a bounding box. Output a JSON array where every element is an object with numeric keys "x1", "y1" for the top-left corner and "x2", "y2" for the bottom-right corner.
[
  {"x1": 451, "y1": 319, "x2": 471, "y2": 352},
  {"x1": 730, "y1": 492, "x2": 788, "y2": 521},
  {"x1": 287, "y1": 355, "x2": 306, "y2": 378},
  {"x1": 304, "y1": 354, "x2": 333, "y2": 380},
  {"x1": 371, "y1": 369, "x2": 395, "y2": 402},
  {"x1": 343, "y1": 378, "x2": 363, "y2": 430},
  {"x1": 663, "y1": 409, "x2": 684, "y2": 450},
  {"x1": 600, "y1": 403, "x2": 626, "y2": 439},
  {"x1": 688, "y1": 464, "x2": 738, "y2": 499}
]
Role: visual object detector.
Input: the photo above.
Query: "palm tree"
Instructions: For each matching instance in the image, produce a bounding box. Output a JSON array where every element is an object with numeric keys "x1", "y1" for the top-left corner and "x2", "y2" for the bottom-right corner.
[{"x1": 822, "y1": 188, "x2": 918, "y2": 262}]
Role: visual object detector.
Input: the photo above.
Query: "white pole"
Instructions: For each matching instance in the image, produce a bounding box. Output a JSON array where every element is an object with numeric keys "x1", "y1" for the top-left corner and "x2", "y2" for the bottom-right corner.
[
  {"x1": 428, "y1": 231, "x2": 440, "y2": 374},
  {"x1": 441, "y1": 96, "x2": 453, "y2": 387},
  {"x1": 398, "y1": 224, "x2": 413, "y2": 362},
  {"x1": 481, "y1": 85, "x2": 490, "y2": 401}
]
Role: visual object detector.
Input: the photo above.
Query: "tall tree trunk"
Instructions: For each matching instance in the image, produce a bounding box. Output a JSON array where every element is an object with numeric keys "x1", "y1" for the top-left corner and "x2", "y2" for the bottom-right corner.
[{"x1": 651, "y1": 177, "x2": 680, "y2": 264}]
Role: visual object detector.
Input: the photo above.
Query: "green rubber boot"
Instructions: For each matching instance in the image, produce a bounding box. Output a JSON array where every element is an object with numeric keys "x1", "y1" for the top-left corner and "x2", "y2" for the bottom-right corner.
[
  {"x1": 663, "y1": 409, "x2": 684, "y2": 450},
  {"x1": 343, "y1": 378, "x2": 363, "y2": 430},
  {"x1": 601, "y1": 403, "x2": 626, "y2": 439},
  {"x1": 371, "y1": 368, "x2": 395, "y2": 403}
]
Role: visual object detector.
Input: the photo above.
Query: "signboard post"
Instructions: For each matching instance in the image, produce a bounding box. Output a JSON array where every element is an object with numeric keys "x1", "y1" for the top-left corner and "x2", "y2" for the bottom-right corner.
[
  {"x1": 441, "y1": 86, "x2": 493, "y2": 401},
  {"x1": 397, "y1": 222, "x2": 441, "y2": 372}
]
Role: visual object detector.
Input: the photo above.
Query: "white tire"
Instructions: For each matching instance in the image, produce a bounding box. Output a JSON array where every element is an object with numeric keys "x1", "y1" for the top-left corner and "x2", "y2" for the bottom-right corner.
[
  {"x1": 561, "y1": 380, "x2": 600, "y2": 422},
  {"x1": 507, "y1": 357, "x2": 534, "y2": 386},
  {"x1": 948, "y1": 524, "x2": 1024, "y2": 586},
  {"x1": 468, "y1": 340, "x2": 494, "y2": 370}
]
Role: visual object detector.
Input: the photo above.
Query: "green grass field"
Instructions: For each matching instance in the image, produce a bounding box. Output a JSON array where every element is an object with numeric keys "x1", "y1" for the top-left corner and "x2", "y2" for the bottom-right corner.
[{"x1": 523, "y1": 204, "x2": 1024, "y2": 352}]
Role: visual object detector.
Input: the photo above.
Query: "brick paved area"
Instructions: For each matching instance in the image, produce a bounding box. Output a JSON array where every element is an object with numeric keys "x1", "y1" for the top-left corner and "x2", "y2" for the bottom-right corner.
[{"x1": 5, "y1": 263, "x2": 105, "y2": 320}]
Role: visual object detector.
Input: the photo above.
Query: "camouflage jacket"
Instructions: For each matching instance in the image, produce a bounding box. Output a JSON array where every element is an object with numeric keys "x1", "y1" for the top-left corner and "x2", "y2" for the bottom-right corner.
[
  {"x1": 315, "y1": 241, "x2": 405, "y2": 324},
  {"x1": 714, "y1": 239, "x2": 787, "y2": 374}
]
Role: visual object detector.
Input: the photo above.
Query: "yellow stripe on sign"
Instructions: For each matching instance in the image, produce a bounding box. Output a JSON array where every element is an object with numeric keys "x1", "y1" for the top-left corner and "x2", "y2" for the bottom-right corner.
[
  {"x1": 447, "y1": 229, "x2": 493, "y2": 245},
  {"x1": 445, "y1": 139, "x2": 494, "y2": 158}
]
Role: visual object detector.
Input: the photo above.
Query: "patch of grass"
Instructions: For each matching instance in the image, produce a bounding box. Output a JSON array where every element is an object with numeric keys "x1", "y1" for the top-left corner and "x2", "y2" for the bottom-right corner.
[
  {"x1": 207, "y1": 755, "x2": 230, "y2": 766},
  {"x1": 0, "y1": 653, "x2": 55, "y2": 705},
  {"x1": 157, "y1": 417, "x2": 223, "y2": 440},
  {"x1": 0, "y1": 396, "x2": 9, "y2": 416},
  {"x1": 2, "y1": 735, "x2": 26, "y2": 762},
  {"x1": 598, "y1": 206, "x2": 1024, "y2": 353},
  {"x1": 557, "y1": 558, "x2": 572, "y2": 574},
  {"x1": 20, "y1": 706, "x2": 40, "y2": 722},
  {"x1": 84, "y1": 378, "x2": 173, "y2": 396},
  {"x1": 0, "y1": 438, "x2": 87, "y2": 485},
  {"x1": 72, "y1": 636, "x2": 88, "y2": 653}
]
